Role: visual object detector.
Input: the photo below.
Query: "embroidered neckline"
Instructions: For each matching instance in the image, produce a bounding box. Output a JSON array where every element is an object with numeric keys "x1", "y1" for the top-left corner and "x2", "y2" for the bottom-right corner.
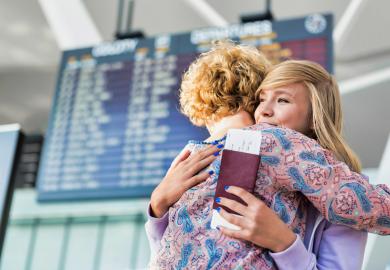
[{"x1": 188, "y1": 135, "x2": 226, "y2": 145}]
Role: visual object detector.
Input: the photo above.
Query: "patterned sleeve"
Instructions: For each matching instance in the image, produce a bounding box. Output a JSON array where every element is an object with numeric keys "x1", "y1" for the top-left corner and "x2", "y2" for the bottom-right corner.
[{"x1": 260, "y1": 127, "x2": 390, "y2": 235}]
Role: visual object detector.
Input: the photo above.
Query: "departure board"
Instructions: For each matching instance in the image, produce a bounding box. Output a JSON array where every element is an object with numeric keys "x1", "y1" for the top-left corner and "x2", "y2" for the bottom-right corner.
[
  {"x1": 37, "y1": 14, "x2": 333, "y2": 201},
  {"x1": 0, "y1": 124, "x2": 22, "y2": 256}
]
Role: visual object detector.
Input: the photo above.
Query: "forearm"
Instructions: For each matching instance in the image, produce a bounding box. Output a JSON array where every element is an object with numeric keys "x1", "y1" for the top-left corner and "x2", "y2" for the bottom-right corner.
[
  {"x1": 291, "y1": 158, "x2": 390, "y2": 234},
  {"x1": 262, "y1": 128, "x2": 390, "y2": 234},
  {"x1": 326, "y1": 172, "x2": 390, "y2": 234},
  {"x1": 270, "y1": 235, "x2": 318, "y2": 270},
  {"x1": 299, "y1": 160, "x2": 390, "y2": 234},
  {"x1": 270, "y1": 225, "x2": 367, "y2": 270},
  {"x1": 145, "y1": 203, "x2": 169, "y2": 256}
]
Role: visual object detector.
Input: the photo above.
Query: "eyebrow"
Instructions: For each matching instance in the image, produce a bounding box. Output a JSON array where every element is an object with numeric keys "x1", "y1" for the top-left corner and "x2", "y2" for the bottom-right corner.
[{"x1": 260, "y1": 89, "x2": 294, "y2": 97}]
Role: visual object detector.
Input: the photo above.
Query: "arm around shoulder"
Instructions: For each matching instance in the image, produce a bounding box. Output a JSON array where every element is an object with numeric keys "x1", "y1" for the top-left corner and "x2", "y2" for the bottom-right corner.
[{"x1": 262, "y1": 127, "x2": 390, "y2": 234}]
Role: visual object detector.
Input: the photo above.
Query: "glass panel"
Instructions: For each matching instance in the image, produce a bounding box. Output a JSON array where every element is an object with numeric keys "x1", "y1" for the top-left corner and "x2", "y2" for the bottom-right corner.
[
  {"x1": 64, "y1": 221, "x2": 99, "y2": 270},
  {"x1": 30, "y1": 223, "x2": 65, "y2": 270},
  {"x1": 0, "y1": 225, "x2": 31, "y2": 270},
  {"x1": 99, "y1": 219, "x2": 135, "y2": 270},
  {"x1": 135, "y1": 222, "x2": 151, "y2": 269}
]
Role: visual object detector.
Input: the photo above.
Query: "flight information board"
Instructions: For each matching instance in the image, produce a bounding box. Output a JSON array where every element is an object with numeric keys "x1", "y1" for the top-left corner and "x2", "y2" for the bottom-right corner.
[
  {"x1": 37, "y1": 14, "x2": 333, "y2": 201},
  {"x1": 0, "y1": 124, "x2": 22, "y2": 256}
]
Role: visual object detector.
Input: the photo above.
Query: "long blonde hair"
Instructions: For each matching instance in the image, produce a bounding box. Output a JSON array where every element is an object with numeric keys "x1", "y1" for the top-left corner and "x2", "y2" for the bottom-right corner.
[{"x1": 257, "y1": 60, "x2": 362, "y2": 172}]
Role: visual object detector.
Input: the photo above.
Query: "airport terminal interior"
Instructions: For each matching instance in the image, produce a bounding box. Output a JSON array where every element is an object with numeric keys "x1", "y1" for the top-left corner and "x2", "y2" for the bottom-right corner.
[{"x1": 0, "y1": 0, "x2": 389, "y2": 269}]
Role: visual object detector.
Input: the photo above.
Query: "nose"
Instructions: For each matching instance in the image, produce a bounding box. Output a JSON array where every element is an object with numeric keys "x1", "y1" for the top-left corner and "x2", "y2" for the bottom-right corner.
[
  {"x1": 255, "y1": 101, "x2": 274, "y2": 120},
  {"x1": 255, "y1": 101, "x2": 273, "y2": 123},
  {"x1": 261, "y1": 104, "x2": 273, "y2": 117}
]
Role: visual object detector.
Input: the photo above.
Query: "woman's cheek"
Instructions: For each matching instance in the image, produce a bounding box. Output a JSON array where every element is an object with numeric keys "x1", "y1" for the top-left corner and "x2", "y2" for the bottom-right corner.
[{"x1": 254, "y1": 107, "x2": 261, "y2": 123}]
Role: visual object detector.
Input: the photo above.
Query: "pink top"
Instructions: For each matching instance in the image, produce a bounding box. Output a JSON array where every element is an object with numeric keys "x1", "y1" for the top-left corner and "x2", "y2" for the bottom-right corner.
[{"x1": 150, "y1": 123, "x2": 390, "y2": 269}]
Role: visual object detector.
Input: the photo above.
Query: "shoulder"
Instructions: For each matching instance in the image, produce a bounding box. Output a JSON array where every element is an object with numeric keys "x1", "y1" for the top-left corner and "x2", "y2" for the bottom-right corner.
[
  {"x1": 247, "y1": 123, "x2": 321, "y2": 154},
  {"x1": 249, "y1": 123, "x2": 315, "y2": 142}
]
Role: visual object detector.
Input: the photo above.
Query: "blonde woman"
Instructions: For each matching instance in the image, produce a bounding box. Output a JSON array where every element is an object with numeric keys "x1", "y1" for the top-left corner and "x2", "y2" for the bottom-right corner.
[{"x1": 147, "y1": 50, "x2": 390, "y2": 269}]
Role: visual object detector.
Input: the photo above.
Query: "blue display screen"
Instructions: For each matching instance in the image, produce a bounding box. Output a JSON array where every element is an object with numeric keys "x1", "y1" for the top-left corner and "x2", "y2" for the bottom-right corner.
[
  {"x1": 0, "y1": 124, "x2": 20, "y2": 225},
  {"x1": 37, "y1": 14, "x2": 333, "y2": 201}
]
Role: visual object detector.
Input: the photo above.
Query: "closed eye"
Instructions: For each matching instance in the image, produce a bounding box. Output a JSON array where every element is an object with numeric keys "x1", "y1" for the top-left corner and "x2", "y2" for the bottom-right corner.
[{"x1": 278, "y1": 98, "x2": 290, "y2": 103}]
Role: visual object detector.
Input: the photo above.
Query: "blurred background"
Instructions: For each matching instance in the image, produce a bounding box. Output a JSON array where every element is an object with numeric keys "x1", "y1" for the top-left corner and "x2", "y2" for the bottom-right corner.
[{"x1": 0, "y1": 0, "x2": 389, "y2": 269}]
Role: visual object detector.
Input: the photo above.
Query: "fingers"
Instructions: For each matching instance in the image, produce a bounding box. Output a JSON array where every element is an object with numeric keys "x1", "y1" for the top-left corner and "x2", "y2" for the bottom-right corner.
[
  {"x1": 218, "y1": 226, "x2": 246, "y2": 241},
  {"x1": 190, "y1": 154, "x2": 218, "y2": 174},
  {"x1": 183, "y1": 144, "x2": 221, "y2": 175},
  {"x1": 217, "y1": 197, "x2": 249, "y2": 217},
  {"x1": 171, "y1": 148, "x2": 191, "y2": 168},
  {"x1": 186, "y1": 170, "x2": 211, "y2": 188},
  {"x1": 225, "y1": 186, "x2": 261, "y2": 206},
  {"x1": 188, "y1": 144, "x2": 221, "y2": 163},
  {"x1": 218, "y1": 207, "x2": 247, "y2": 230}
]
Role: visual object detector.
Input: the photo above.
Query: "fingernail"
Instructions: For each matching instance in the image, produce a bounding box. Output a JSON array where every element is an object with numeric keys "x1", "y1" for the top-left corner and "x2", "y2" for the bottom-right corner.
[
  {"x1": 216, "y1": 226, "x2": 220, "y2": 231},
  {"x1": 208, "y1": 170, "x2": 214, "y2": 175},
  {"x1": 215, "y1": 197, "x2": 221, "y2": 203},
  {"x1": 212, "y1": 141, "x2": 218, "y2": 145},
  {"x1": 224, "y1": 185, "x2": 229, "y2": 191},
  {"x1": 217, "y1": 144, "x2": 224, "y2": 149},
  {"x1": 216, "y1": 207, "x2": 221, "y2": 213},
  {"x1": 213, "y1": 151, "x2": 220, "y2": 156}
]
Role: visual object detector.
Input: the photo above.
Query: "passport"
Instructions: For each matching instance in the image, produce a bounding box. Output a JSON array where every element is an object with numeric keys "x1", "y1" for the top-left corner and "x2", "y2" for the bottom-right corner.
[{"x1": 211, "y1": 129, "x2": 262, "y2": 230}]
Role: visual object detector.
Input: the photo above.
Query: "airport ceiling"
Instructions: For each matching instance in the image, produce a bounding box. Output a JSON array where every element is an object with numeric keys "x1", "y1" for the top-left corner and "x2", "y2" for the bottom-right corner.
[
  {"x1": 1, "y1": 0, "x2": 390, "y2": 76},
  {"x1": 0, "y1": 0, "x2": 389, "y2": 168}
]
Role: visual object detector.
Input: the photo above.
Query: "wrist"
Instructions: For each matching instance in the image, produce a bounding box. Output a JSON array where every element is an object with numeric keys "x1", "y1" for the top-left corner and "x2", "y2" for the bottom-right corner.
[
  {"x1": 271, "y1": 231, "x2": 297, "y2": 253},
  {"x1": 150, "y1": 190, "x2": 168, "y2": 218}
]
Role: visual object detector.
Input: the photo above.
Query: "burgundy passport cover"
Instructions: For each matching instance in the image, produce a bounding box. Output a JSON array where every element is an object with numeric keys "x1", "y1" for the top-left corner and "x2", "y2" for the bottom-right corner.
[{"x1": 212, "y1": 149, "x2": 260, "y2": 215}]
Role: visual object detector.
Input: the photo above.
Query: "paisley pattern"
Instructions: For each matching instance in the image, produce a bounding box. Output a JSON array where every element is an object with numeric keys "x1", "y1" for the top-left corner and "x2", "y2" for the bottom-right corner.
[
  {"x1": 176, "y1": 244, "x2": 193, "y2": 270},
  {"x1": 176, "y1": 207, "x2": 194, "y2": 233},
  {"x1": 299, "y1": 151, "x2": 327, "y2": 166},
  {"x1": 328, "y1": 203, "x2": 358, "y2": 225},
  {"x1": 205, "y1": 239, "x2": 223, "y2": 270},
  {"x1": 150, "y1": 123, "x2": 390, "y2": 269},
  {"x1": 274, "y1": 192, "x2": 290, "y2": 223},
  {"x1": 341, "y1": 183, "x2": 373, "y2": 213},
  {"x1": 377, "y1": 216, "x2": 390, "y2": 228},
  {"x1": 288, "y1": 167, "x2": 320, "y2": 194},
  {"x1": 263, "y1": 128, "x2": 291, "y2": 150},
  {"x1": 260, "y1": 155, "x2": 280, "y2": 166}
]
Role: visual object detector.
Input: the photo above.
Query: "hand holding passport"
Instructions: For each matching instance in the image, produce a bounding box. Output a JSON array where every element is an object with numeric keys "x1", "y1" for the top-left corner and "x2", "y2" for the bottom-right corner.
[{"x1": 211, "y1": 129, "x2": 262, "y2": 230}]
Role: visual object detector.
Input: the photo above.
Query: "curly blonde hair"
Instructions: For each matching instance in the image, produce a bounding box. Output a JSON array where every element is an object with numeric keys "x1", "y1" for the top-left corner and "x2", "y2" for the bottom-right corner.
[{"x1": 180, "y1": 41, "x2": 270, "y2": 126}]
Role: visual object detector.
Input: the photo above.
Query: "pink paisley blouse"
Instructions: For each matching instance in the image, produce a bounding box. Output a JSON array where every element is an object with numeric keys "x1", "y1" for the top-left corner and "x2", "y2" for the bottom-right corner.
[{"x1": 150, "y1": 123, "x2": 390, "y2": 269}]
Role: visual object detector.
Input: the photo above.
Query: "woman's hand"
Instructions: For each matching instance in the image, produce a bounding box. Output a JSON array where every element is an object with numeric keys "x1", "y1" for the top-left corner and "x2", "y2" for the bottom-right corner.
[
  {"x1": 216, "y1": 186, "x2": 296, "y2": 253},
  {"x1": 150, "y1": 145, "x2": 221, "y2": 218}
]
